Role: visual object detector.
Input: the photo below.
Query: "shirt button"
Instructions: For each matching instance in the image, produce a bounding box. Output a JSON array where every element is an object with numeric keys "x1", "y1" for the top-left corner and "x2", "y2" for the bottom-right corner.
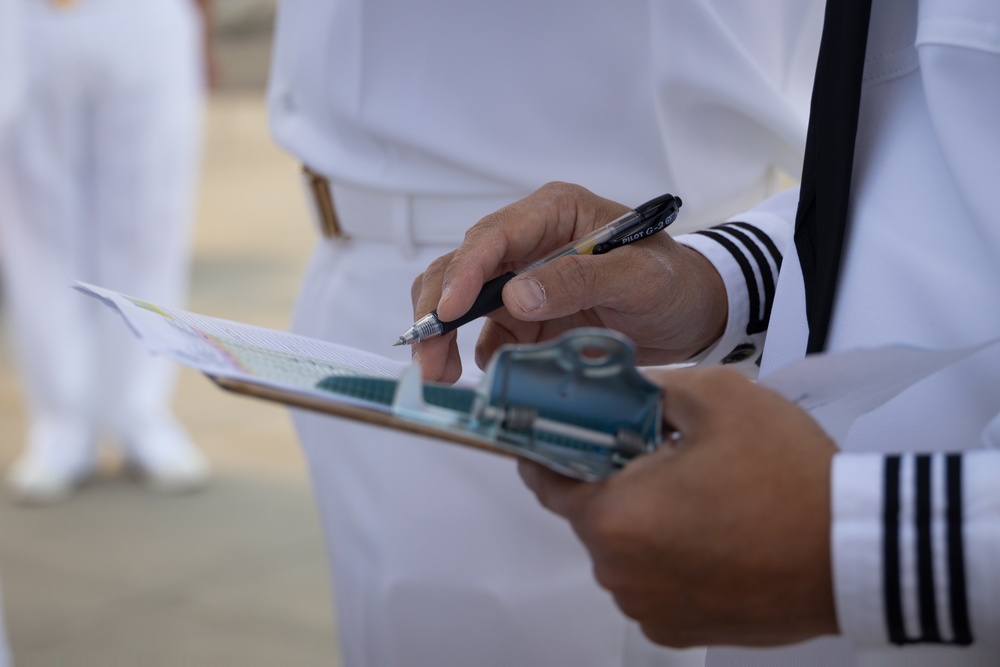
[{"x1": 721, "y1": 344, "x2": 756, "y2": 364}]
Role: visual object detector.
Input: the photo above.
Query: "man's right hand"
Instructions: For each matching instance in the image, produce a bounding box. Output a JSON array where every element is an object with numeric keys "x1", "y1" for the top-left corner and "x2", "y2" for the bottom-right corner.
[{"x1": 410, "y1": 182, "x2": 729, "y2": 383}]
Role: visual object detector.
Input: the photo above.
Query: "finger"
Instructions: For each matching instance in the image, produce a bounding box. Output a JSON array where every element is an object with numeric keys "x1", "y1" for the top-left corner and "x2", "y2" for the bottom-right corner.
[
  {"x1": 501, "y1": 243, "x2": 667, "y2": 321},
  {"x1": 410, "y1": 261, "x2": 464, "y2": 382},
  {"x1": 473, "y1": 314, "x2": 551, "y2": 371},
  {"x1": 474, "y1": 319, "x2": 519, "y2": 371},
  {"x1": 517, "y1": 459, "x2": 600, "y2": 521},
  {"x1": 475, "y1": 306, "x2": 605, "y2": 371},
  {"x1": 437, "y1": 183, "x2": 619, "y2": 322},
  {"x1": 435, "y1": 201, "x2": 562, "y2": 322},
  {"x1": 411, "y1": 253, "x2": 452, "y2": 320},
  {"x1": 413, "y1": 332, "x2": 462, "y2": 384}
]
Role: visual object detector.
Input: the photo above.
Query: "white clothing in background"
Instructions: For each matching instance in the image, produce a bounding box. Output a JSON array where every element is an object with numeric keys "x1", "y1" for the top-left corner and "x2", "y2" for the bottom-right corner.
[
  {"x1": 0, "y1": 580, "x2": 7, "y2": 667},
  {"x1": 679, "y1": 0, "x2": 1000, "y2": 664},
  {"x1": 268, "y1": 1, "x2": 824, "y2": 664},
  {"x1": 0, "y1": 0, "x2": 204, "y2": 477},
  {"x1": 0, "y1": 1, "x2": 20, "y2": 663},
  {"x1": 0, "y1": 0, "x2": 23, "y2": 140}
]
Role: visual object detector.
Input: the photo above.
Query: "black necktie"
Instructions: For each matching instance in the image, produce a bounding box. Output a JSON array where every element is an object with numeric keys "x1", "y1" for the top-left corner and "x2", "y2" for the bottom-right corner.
[{"x1": 794, "y1": 0, "x2": 874, "y2": 353}]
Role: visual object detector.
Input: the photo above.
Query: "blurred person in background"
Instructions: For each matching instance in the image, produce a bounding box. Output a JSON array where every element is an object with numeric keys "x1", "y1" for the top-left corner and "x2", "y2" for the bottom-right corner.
[
  {"x1": 0, "y1": 0, "x2": 213, "y2": 505},
  {"x1": 1, "y1": 0, "x2": 21, "y2": 662},
  {"x1": 268, "y1": 1, "x2": 823, "y2": 664},
  {"x1": 0, "y1": 0, "x2": 23, "y2": 135}
]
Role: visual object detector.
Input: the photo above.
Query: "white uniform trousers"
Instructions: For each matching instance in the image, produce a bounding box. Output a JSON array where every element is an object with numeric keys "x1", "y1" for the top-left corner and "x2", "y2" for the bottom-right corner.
[
  {"x1": 0, "y1": 0, "x2": 20, "y2": 660},
  {"x1": 0, "y1": 0, "x2": 203, "y2": 458},
  {"x1": 291, "y1": 181, "x2": 707, "y2": 666}
]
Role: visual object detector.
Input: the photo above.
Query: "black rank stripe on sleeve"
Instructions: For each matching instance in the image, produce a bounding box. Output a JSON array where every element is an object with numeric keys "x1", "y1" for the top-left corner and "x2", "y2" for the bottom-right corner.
[
  {"x1": 693, "y1": 222, "x2": 782, "y2": 335},
  {"x1": 883, "y1": 453, "x2": 973, "y2": 645}
]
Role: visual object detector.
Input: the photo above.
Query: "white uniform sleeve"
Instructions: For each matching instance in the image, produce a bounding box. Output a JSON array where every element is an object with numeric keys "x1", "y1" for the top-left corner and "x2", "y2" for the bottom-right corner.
[
  {"x1": 832, "y1": 448, "x2": 1000, "y2": 648},
  {"x1": 674, "y1": 186, "x2": 799, "y2": 374}
]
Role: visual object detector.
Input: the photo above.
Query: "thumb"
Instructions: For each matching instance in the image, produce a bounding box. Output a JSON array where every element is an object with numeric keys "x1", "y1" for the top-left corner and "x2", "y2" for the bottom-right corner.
[{"x1": 502, "y1": 248, "x2": 655, "y2": 321}]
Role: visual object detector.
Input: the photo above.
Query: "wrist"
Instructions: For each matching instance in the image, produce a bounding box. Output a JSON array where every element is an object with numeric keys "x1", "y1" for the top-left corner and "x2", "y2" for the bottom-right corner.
[{"x1": 679, "y1": 244, "x2": 727, "y2": 356}]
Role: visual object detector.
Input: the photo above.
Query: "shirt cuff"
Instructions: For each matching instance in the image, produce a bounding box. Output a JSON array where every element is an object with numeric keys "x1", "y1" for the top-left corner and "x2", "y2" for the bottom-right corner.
[
  {"x1": 674, "y1": 190, "x2": 796, "y2": 373},
  {"x1": 831, "y1": 452, "x2": 886, "y2": 645},
  {"x1": 832, "y1": 450, "x2": 1000, "y2": 648}
]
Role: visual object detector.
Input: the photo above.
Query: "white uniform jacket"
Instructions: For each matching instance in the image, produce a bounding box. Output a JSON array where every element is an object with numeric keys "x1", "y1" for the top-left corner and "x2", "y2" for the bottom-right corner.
[
  {"x1": 270, "y1": 0, "x2": 824, "y2": 233},
  {"x1": 679, "y1": 0, "x2": 1000, "y2": 664},
  {"x1": 268, "y1": 1, "x2": 826, "y2": 665}
]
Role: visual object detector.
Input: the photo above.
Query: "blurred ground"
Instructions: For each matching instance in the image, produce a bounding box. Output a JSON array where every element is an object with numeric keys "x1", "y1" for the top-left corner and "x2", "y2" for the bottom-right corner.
[{"x1": 0, "y1": 4, "x2": 342, "y2": 664}]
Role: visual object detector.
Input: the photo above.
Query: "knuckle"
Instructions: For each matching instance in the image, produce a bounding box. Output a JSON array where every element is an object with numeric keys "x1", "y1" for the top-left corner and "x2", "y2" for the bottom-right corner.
[
  {"x1": 538, "y1": 181, "x2": 582, "y2": 199},
  {"x1": 538, "y1": 182, "x2": 593, "y2": 217},
  {"x1": 462, "y1": 215, "x2": 498, "y2": 243},
  {"x1": 410, "y1": 273, "x2": 425, "y2": 302},
  {"x1": 422, "y1": 253, "x2": 451, "y2": 281},
  {"x1": 592, "y1": 560, "x2": 623, "y2": 592},
  {"x1": 459, "y1": 219, "x2": 509, "y2": 266}
]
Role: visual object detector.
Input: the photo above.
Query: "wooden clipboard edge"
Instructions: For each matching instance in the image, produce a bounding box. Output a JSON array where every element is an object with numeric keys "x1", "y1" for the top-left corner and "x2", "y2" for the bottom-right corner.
[{"x1": 207, "y1": 374, "x2": 519, "y2": 461}]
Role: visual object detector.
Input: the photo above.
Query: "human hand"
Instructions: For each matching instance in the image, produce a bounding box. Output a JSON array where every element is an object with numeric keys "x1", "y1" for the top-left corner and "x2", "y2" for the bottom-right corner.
[
  {"x1": 411, "y1": 183, "x2": 728, "y2": 383},
  {"x1": 519, "y1": 366, "x2": 839, "y2": 648}
]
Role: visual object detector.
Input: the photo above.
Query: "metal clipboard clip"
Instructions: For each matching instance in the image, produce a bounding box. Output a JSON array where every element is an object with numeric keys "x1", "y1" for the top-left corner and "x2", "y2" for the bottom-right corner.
[{"x1": 389, "y1": 328, "x2": 663, "y2": 480}]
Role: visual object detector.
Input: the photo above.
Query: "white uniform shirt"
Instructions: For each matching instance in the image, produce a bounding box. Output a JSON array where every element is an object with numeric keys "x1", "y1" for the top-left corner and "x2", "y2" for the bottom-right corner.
[
  {"x1": 268, "y1": 0, "x2": 824, "y2": 233},
  {"x1": 680, "y1": 0, "x2": 1000, "y2": 663}
]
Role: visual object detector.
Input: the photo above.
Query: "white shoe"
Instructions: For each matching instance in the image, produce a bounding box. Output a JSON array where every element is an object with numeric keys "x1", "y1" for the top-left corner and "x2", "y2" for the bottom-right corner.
[
  {"x1": 5, "y1": 421, "x2": 97, "y2": 506},
  {"x1": 120, "y1": 416, "x2": 211, "y2": 494}
]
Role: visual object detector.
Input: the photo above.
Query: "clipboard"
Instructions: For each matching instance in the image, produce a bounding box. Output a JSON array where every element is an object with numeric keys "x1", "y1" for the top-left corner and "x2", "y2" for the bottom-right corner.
[
  {"x1": 211, "y1": 327, "x2": 664, "y2": 480},
  {"x1": 75, "y1": 282, "x2": 664, "y2": 480}
]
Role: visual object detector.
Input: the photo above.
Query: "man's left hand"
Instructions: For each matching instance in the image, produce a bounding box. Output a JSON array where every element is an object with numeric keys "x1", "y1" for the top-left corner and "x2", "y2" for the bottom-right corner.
[{"x1": 519, "y1": 366, "x2": 840, "y2": 648}]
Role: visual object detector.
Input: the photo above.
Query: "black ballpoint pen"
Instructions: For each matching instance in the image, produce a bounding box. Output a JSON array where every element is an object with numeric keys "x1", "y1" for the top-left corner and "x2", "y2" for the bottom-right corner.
[{"x1": 394, "y1": 193, "x2": 682, "y2": 346}]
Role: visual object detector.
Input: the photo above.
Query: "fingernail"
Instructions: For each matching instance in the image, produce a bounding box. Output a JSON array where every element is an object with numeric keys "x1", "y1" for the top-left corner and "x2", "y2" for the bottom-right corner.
[{"x1": 509, "y1": 278, "x2": 545, "y2": 313}]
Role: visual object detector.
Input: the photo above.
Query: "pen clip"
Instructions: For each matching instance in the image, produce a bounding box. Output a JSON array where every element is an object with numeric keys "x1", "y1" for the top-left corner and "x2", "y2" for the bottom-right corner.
[{"x1": 591, "y1": 194, "x2": 681, "y2": 255}]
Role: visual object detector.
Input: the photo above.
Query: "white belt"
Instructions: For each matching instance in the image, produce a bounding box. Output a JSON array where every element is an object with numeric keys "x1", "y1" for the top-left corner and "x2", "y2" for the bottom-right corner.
[{"x1": 302, "y1": 166, "x2": 523, "y2": 258}]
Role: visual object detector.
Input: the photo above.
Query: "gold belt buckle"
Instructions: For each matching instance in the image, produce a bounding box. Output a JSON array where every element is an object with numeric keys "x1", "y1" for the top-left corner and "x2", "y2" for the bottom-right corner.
[{"x1": 302, "y1": 166, "x2": 345, "y2": 239}]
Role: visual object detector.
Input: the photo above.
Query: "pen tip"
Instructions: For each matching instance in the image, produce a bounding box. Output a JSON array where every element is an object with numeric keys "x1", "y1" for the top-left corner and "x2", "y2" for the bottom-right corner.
[{"x1": 393, "y1": 337, "x2": 406, "y2": 347}]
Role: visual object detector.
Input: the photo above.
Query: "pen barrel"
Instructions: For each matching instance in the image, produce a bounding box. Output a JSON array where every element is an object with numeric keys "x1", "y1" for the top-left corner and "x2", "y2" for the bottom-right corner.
[
  {"x1": 592, "y1": 199, "x2": 680, "y2": 255},
  {"x1": 438, "y1": 271, "x2": 517, "y2": 335}
]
